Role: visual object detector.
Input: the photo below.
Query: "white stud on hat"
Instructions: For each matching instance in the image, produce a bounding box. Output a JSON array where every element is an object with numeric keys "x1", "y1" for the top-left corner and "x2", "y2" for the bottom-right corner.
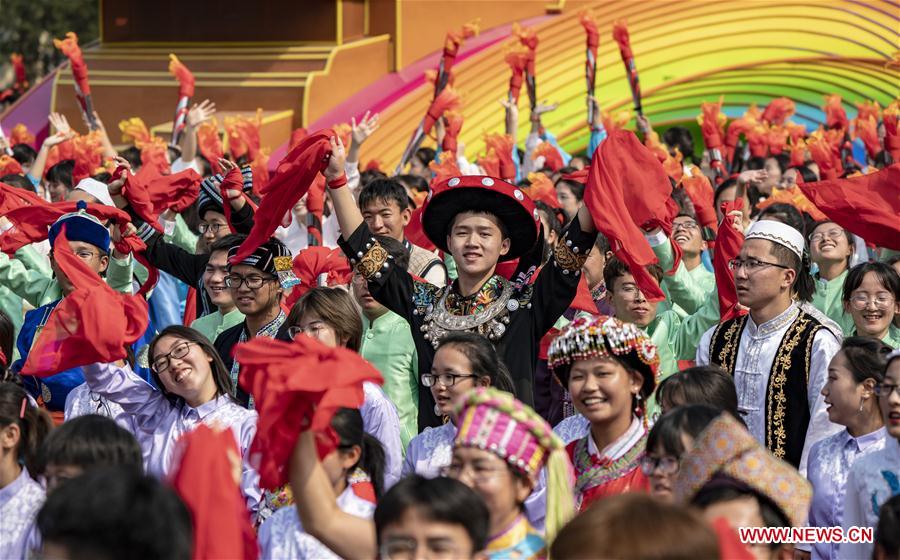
[
  {"x1": 448, "y1": 177, "x2": 460, "y2": 187},
  {"x1": 481, "y1": 177, "x2": 494, "y2": 187},
  {"x1": 745, "y1": 219, "x2": 805, "y2": 258}
]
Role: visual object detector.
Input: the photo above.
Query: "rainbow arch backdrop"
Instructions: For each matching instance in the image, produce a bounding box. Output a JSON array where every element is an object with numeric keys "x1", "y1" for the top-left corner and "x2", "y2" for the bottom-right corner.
[{"x1": 338, "y1": 0, "x2": 899, "y2": 168}]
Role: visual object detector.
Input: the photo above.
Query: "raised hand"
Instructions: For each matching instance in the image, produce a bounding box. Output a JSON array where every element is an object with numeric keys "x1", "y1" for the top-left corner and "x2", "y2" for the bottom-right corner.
[
  {"x1": 107, "y1": 156, "x2": 132, "y2": 195},
  {"x1": 738, "y1": 169, "x2": 768, "y2": 186},
  {"x1": 531, "y1": 100, "x2": 559, "y2": 120},
  {"x1": 45, "y1": 113, "x2": 76, "y2": 147},
  {"x1": 325, "y1": 135, "x2": 347, "y2": 181},
  {"x1": 350, "y1": 111, "x2": 379, "y2": 147},
  {"x1": 217, "y1": 158, "x2": 243, "y2": 201},
  {"x1": 187, "y1": 99, "x2": 217, "y2": 128}
]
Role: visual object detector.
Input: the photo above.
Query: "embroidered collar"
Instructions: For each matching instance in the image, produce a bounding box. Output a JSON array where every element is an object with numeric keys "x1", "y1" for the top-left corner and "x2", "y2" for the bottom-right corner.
[
  {"x1": 587, "y1": 416, "x2": 645, "y2": 462},
  {"x1": 590, "y1": 281, "x2": 607, "y2": 301},
  {"x1": 746, "y1": 303, "x2": 799, "y2": 338},
  {"x1": 445, "y1": 275, "x2": 506, "y2": 315},
  {"x1": 487, "y1": 514, "x2": 538, "y2": 551},
  {"x1": 244, "y1": 310, "x2": 287, "y2": 339}
]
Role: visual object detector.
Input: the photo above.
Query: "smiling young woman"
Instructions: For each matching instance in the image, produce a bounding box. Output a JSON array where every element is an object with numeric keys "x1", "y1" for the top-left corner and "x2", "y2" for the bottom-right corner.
[
  {"x1": 80, "y1": 325, "x2": 261, "y2": 519},
  {"x1": 547, "y1": 315, "x2": 659, "y2": 510}
]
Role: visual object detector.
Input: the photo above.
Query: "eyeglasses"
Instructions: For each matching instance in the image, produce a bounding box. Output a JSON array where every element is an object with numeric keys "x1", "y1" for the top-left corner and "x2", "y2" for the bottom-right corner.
[
  {"x1": 810, "y1": 228, "x2": 845, "y2": 243},
  {"x1": 74, "y1": 249, "x2": 99, "y2": 260},
  {"x1": 287, "y1": 322, "x2": 328, "y2": 340},
  {"x1": 198, "y1": 222, "x2": 228, "y2": 234},
  {"x1": 440, "y1": 462, "x2": 508, "y2": 484},
  {"x1": 225, "y1": 273, "x2": 276, "y2": 290},
  {"x1": 639, "y1": 455, "x2": 680, "y2": 476},
  {"x1": 672, "y1": 220, "x2": 699, "y2": 231},
  {"x1": 874, "y1": 383, "x2": 900, "y2": 398},
  {"x1": 728, "y1": 258, "x2": 790, "y2": 272},
  {"x1": 151, "y1": 341, "x2": 193, "y2": 373},
  {"x1": 848, "y1": 293, "x2": 895, "y2": 310},
  {"x1": 421, "y1": 373, "x2": 478, "y2": 388},
  {"x1": 614, "y1": 284, "x2": 648, "y2": 301}
]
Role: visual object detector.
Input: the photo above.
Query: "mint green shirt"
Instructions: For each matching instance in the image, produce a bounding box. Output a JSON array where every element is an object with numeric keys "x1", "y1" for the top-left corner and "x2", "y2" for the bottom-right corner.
[
  {"x1": 884, "y1": 325, "x2": 900, "y2": 349},
  {"x1": 688, "y1": 262, "x2": 716, "y2": 295},
  {"x1": 190, "y1": 308, "x2": 245, "y2": 343},
  {"x1": 360, "y1": 311, "x2": 419, "y2": 450},
  {"x1": 812, "y1": 270, "x2": 854, "y2": 336}
]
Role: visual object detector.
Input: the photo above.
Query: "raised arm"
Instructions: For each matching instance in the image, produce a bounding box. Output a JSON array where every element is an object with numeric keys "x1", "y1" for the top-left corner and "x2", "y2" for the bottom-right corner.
[
  {"x1": 81, "y1": 361, "x2": 170, "y2": 432},
  {"x1": 29, "y1": 113, "x2": 75, "y2": 181},
  {"x1": 181, "y1": 100, "x2": 216, "y2": 164},
  {"x1": 324, "y1": 136, "x2": 364, "y2": 238},
  {"x1": 289, "y1": 430, "x2": 377, "y2": 559}
]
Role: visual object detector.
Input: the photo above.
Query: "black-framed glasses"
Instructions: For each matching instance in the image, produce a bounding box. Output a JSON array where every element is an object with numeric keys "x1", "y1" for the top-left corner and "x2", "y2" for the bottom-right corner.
[
  {"x1": 874, "y1": 383, "x2": 900, "y2": 398},
  {"x1": 672, "y1": 220, "x2": 699, "y2": 231},
  {"x1": 225, "y1": 273, "x2": 276, "y2": 290},
  {"x1": 421, "y1": 373, "x2": 477, "y2": 387},
  {"x1": 727, "y1": 258, "x2": 790, "y2": 272},
  {"x1": 639, "y1": 455, "x2": 680, "y2": 476},
  {"x1": 152, "y1": 341, "x2": 193, "y2": 373},
  {"x1": 198, "y1": 222, "x2": 228, "y2": 234}
]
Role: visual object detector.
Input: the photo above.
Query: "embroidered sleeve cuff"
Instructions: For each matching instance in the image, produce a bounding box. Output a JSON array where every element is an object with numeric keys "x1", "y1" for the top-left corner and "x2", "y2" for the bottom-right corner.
[
  {"x1": 553, "y1": 220, "x2": 596, "y2": 275},
  {"x1": 338, "y1": 223, "x2": 392, "y2": 282}
]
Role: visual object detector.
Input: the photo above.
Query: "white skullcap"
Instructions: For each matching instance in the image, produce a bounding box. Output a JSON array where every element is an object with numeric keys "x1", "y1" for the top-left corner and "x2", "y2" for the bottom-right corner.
[
  {"x1": 74, "y1": 177, "x2": 115, "y2": 207},
  {"x1": 745, "y1": 219, "x2": 805, "y2": 258}
]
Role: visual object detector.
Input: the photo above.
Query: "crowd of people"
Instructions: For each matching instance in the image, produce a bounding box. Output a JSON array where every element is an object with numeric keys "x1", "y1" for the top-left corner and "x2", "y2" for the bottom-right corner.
[{"x1": 1, "y1": 18, "x2": 900, "y2": 560}]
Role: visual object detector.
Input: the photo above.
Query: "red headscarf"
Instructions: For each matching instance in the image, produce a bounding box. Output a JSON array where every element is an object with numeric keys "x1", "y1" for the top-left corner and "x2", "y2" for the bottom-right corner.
[
  {"x1": 233, "y1": 335, "x2": 383, "y2": 490},
  {"x1": 20, "y1": 226, "x2": 149, "y2": 376},
  {"x1": 169, "y1": 425, "x2": 258, "y2": 560}
]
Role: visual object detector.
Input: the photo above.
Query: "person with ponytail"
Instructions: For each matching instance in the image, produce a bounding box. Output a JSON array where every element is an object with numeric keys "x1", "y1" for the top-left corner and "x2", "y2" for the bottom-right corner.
[
  {"x1": 696, "y1": 219, "x2": 842, "y2": 475},
  {"x1": 402, "y1": 331, "x2": 514, "y2": 479},
  {"x1": 0, "y1": 382, "x2": 53, "y2": 559},
  {"x1": 445, "y1": 387, "x2": 575, "y2": 558},
  {"x1": 547, "y1": 315, "x2": 658, "y2": 510},
  {"x1": 803, "y1": 336, "x2": 890, "y2": 560},
  {"x1": 258, "y1": 408, "x2": 385, "y2": 559}
]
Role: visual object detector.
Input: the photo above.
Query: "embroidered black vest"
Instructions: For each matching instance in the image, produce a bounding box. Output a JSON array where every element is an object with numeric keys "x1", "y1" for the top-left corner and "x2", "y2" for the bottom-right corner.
[{"x1": 708, "y1": 310, "x2": 824, "y2": 468}]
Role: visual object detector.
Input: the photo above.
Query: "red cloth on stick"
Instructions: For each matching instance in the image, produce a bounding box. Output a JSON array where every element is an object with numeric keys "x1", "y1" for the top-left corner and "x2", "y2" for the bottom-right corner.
[
  {"x1": 761, "y1": 97, "x2": 795, "y2": 125},
  {"x1": 20, "y1": 227, "x2": 149, "y2": 376},
  {"x1": 798, "y1": 164, "x2": 900, "y2": 250},
  {"x1": 532, "y1": 143, "x2": 564, "y2": 172},
  {"x1": 233, "y1": 335, "x2": 383, "y2": 490},
  {"x1": 123, "y1": 168, "x2": 201, "y2": 233},
  {"x1": 484, "y1": 134, "x2": 516, "y2": 181},
  {"x1": 53, "y1": 33, "x2": 90, "y2": 95},
  {"x1": 441, "y1": 111, "x2": 464, "y2": 155},
  {"x1": 0, "y1": 202, "x2": 131, "y2": 255},
  {"x1": 168, "y1": 54, "x2": 195, "y2": 98},
  {"x1": 583, "y1": 129, "x2": 675, "y2": 301},
  {"x1": 714, "y1": 199, "x2": 747, "y2": 323},
  {"x1": 285, "y1": 247, "x2": 352, "y2": 309},
  {"x1": 169, "y1": 425, "x2": 258, "y2": 560},
  {"x1": 679, "y1": 171, "x2": 718, "y2": 233},
  {"x1": 423, "y1": 88, "x2": 461, "y2": 135},
  {"x1": 504, "y1": 50, "x2": 529, "y2": 103},
  {"x1": 883, "y1": 107, "x2": 900, "y2": 161},
  {"x1": 230, "y1": 130, "x2": 334, "y2": 264}
]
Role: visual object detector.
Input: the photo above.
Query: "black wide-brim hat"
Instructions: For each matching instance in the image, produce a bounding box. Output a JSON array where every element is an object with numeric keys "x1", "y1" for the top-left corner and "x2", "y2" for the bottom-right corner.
[{"x1": 421, "y1": 175, "x2": 539, "y2": 262}]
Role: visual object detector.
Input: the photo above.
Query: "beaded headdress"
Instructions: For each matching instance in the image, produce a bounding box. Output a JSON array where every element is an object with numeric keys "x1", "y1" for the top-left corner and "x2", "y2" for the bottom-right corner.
[
  {"x1": 547, "y1": 315, "x2": 659, "y2": 394},
  {"x1": 454, "y1": 387, "x2": 574, "y2": 543}
]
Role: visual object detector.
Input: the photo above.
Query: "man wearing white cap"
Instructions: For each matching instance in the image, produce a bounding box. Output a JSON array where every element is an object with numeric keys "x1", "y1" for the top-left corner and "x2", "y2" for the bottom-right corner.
[{"x1": 696, "y1": 220, "x2": 841, "y2": 475}]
